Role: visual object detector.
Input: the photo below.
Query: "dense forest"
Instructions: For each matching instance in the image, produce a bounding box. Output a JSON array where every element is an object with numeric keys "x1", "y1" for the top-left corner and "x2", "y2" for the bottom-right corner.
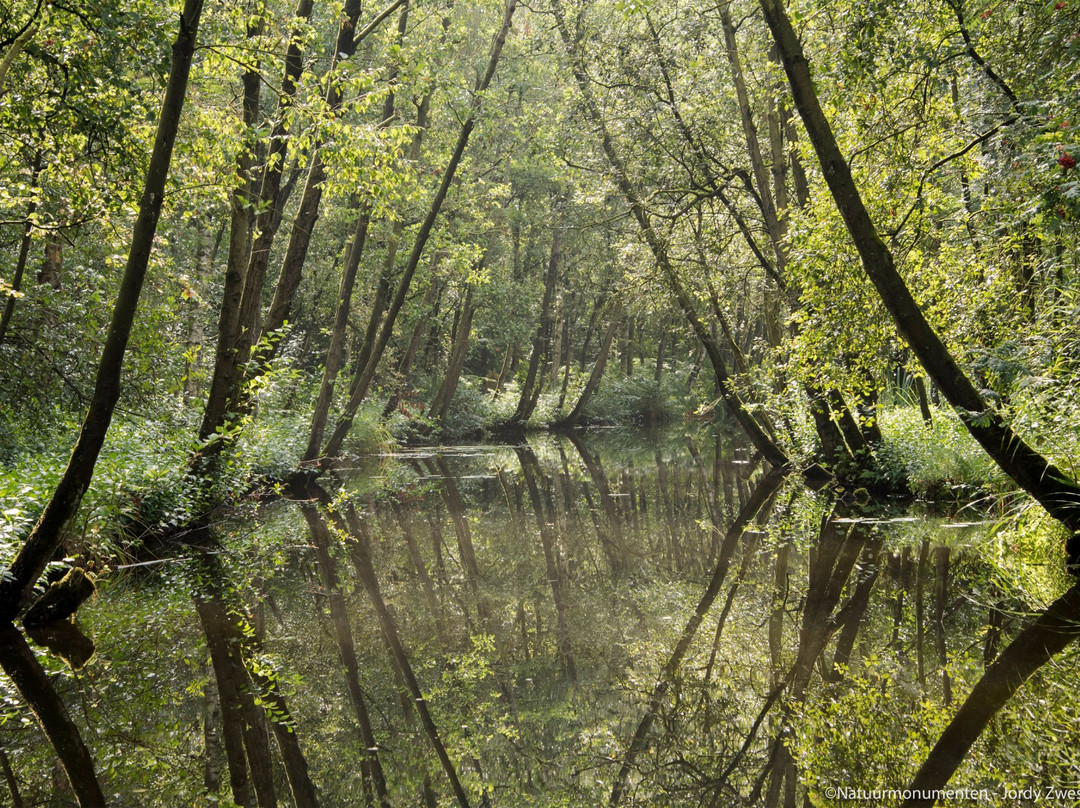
[{"x1": 2, "y1": 0, "x2": 1080, "y2": 804}]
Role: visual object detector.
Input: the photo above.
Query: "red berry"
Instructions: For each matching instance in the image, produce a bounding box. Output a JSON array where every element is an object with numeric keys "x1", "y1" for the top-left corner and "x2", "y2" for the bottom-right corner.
[{"x1": 1059, "y1": 152, "x2": 1077, "y2": 170}]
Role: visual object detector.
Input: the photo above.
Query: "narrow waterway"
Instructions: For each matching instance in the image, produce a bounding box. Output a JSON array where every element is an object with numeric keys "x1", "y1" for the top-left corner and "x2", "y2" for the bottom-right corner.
[{"x1": 2, "y1": 427, "x2": 1077, "y2": 806}]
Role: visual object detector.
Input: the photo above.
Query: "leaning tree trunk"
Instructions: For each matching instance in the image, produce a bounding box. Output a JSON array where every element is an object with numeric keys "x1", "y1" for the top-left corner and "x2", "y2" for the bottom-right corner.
[
  {"x1": 558, "y1": 301, "x2": 621, "y2": 428},
  {"x1": 304, "y1": 5, "x2": 413, "y2": 461},
  {"x1": 550, "y1": 0, "x2": 788, "y2": 469},
  {"x1": 761, "y1": 0, "x2": 1080, "y2": 538},
  {"x1": 257, "y1": 0, "x2": 406, "y2": 360},
  {"x1": 510, "y1": 227, "x2": 562, "y2": 427},
  {"x1": 0, "y1": 20, "x2": 37, "y2": 97},
  {"x1": 195, "y1": 589, "x2": 278, "y2": 808},
  {"x1": 0, "y1": 0, "x2": 206, "y2": 621},
  {"x1": 322, "y1": 0, "x2": 519, "y2": 459},
  {"x1": 338, "y1": 503, "x2": 473, "y2": 808},
  {"x1": 198, "y1": 0, "x2": 312, "y2": 450},
  {"x1": 429, "y1": 285, "x2": 477, "y2": 424},
  {"x1": 608, "y1": 468, "x2": 785, "y2": 808},
  {"x1": 347, "y1": 93, "x2": 435, "y2": 403},
  {"x1": 723, "y1": 7, "x2": 871, "y2": 467}
]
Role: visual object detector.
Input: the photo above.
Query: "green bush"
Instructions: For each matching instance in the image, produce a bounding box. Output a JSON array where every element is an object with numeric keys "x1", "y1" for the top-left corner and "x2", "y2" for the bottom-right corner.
[
  {"x1": 0, "y1": 404, "x2": 203, "y2": 567},
  {"x1": 586, "y1": 366, "x2": 691, "y2": 426},
  {"x1": 877, "y1": 406, "x2": 1003, "y2": 497}
]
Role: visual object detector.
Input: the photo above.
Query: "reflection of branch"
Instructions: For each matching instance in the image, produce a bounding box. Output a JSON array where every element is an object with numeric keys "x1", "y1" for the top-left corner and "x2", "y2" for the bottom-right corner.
[
  {"x1": 608, "y1": 468, "x2": 787, "y2": 808},
  {"x1": 715, "y1": 672, "x2": 794, "y2": 785},
  {"x1": 0, "y1": 627, "x2": 105, "y2": 805},
  {"x1": 338, "y1": 500, "x2": 473, "y2": 808},
  {"x1": 903, "y1": 583, "x2": 1080, "y2": 807}
]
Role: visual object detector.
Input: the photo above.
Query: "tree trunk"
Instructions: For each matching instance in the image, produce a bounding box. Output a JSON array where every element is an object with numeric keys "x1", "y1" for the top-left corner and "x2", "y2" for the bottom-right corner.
[
  {"x1": 184, "y1": 217, "x2": 215, "y2": 399},
  {"x1": 253, "y1": 674, "x2": 319, "y2": 808},
  {"x1": 0, "y1": 21, "x2": 37, "y2": 97},
  {"x1": 516, "y1": 446, "x2": 577, "y2": 683},
  {"x1": 578, "y1": 294, "x2": 600, "y2": 373},
  {"x1": 653, "y1": 322, "x2": 667, "y2": 383},
  {"x1": 198, "y1": 0, "x2": 311, "y2": 451},
  {"x1": 257, "y1": 0, "x2": 405, "y2": 358},
  {"x1": 304, "y1": 4, "x2": 411, "y2": 461},
  {"x1": 300, "y1": 505, "x2": 388, "y2": 806},
  {"x1": 0, "y1": 0, "x2": 206, "y2": 620},
  {"x1": 510, "y1": 227, "x2": 561, "y2": 426},
  {"x1": 382, "y1": 276, "x2": 441, "y2": 419},
  {"x1": 346, "y1": 90, "x2": 434, "y2": 388},
  {"x1": 566, "y1": 433, "x2": 628, "y2": 576},
  {"x1": 620, "y1": 317, "x2": 633, "y2": 376},
  {"x1": 201, "y1": 668, "x2": 224, "y2": 799},
  {"x1": 827, "y1": 388, "x2": 870, "y2": 454},
  {"x1": 761, "y1": 0, "x2": 1080, "y2": 539},
  {"x1": 195, "y1": 592, "x2": 278, "y2": 808},
  {"x1": 608, "y1": 468, "x2": 785, "y2": 808},
  {"x1": 826, "y1": 541, "x2": 881, "y2": 681},
  {"x1": 549, "y1": 301, "x2": 564, "y2": 386},
  {"x1": 322, "y1": 0, "x2": 518, "y2": 458},
  {"x1": 0, "y1": 153, "x2": 41, "y2": 349},
  {"x1": 430, "y1": 285, "x2": 477, "y2": 424},
  {"x1": 558, "y1": 301, "x2": 621, "y2": 428},
  {"x1": 0, "y1": 744, "x2": 24, "y2": 808},
  {"x1": 915, "y1": 375, "x2": 933, "y2": 425},
  {"x1": 721, "y1": 4, "x2": 787, "y2": 273},
  {"x1": 932, "y1": 546, "x2": 953, "y2": 705},
  {"x1": 304, "y1": 209, "x2": 372, "y2": 460},
  {"x1": 429, "y1": 456, "x2": 490, "y2": 624},
  {"x1": 550, "y1": 0, "x2": 788, "y2": 469},
  {"x1": 807, "y1": 387, "x2": 853, "y2": 467},
  {"x1": 491, "y1": 343, "x2": 513, "y2": 400}
]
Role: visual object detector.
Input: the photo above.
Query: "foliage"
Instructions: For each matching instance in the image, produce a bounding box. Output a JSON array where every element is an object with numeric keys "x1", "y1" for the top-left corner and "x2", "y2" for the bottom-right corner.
[
  {"x1": 0, "y1": 407, "x2": 202, "y2": 568},
  {"x1": 585, "y1": 362, "x2": 693, "y2": 426},
  {"x1": 877, "y1": 406, "x2": 1003, "y2": 498}
]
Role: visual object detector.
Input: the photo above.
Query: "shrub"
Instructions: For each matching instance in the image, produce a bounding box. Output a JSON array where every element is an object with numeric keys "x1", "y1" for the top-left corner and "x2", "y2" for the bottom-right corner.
[{"x1": 877, "y1": 406, "x2": 1003, "y2": 498}]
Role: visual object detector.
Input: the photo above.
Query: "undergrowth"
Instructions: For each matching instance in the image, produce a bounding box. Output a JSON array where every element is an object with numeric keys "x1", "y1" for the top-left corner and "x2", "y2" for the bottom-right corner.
[{"x1": 877, "y1": 406, "x2": 1004, "y2": 498}]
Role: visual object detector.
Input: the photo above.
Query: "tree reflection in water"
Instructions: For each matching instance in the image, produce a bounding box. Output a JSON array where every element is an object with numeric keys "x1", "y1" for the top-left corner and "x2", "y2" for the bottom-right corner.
[{"x1": 2, "y1": 429, "x2": 1078, "y2": 806}]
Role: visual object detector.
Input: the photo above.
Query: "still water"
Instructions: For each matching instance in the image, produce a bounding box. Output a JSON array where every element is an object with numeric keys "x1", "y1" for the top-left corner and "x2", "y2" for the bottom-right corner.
[{"x1": 3, "y1": 427, "x2": 1079, "y2": 806}]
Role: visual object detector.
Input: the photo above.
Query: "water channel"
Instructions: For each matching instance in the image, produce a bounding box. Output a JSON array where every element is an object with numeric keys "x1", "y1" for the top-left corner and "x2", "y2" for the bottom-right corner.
[{"x1": 2, "y1": 426, "x2": 1079, "y2": 806}]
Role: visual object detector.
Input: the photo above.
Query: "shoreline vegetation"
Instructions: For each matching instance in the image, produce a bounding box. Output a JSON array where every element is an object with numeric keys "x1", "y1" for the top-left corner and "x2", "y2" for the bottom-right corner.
[{"x1": 0, "y1": 394, "x2": 1026, "y2": 577}]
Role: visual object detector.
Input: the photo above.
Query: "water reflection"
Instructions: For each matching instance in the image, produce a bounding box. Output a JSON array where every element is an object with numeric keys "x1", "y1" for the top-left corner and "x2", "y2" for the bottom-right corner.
[{"x1": 2, "y1": 428, "x2": 1079, "y2": 806}]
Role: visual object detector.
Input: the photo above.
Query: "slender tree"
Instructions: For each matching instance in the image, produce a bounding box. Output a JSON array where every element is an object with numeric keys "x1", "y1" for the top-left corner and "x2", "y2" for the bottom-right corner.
[
  {"x1": 198, "y1": 0, "x2": 314, "y2": 452},
  {"x1": 0, "y1": 0, "x2": 207, "y2": 620},
  {"x1": 550, "y1": 0, "x2": 789, "y2": 468},
  {"x1": 322, "y1": 0, "x2": 519, "y2": 458}
]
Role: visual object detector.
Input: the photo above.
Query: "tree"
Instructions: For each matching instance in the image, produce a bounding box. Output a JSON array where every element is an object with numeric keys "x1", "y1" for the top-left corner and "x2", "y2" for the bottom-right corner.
[
  {"x1": 759, "y1": 0, "x2": 1080, "y2": 546},
  {"x1": 0, "y1": 0, "x2": 207, "y2": 620},
  {"x1": 322, "y1": 0, "x2": 520, "y2": 459}
]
